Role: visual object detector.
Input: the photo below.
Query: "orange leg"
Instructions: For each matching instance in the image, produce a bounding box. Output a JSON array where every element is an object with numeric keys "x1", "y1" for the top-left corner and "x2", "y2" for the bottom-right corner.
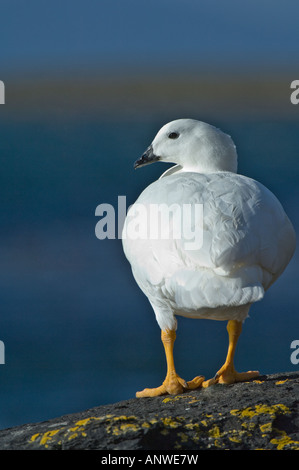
[
  {"x1": 136, "y1": 329, "x2": 204, "y2": 397},
  {"x1": 203, "y1": 320, "x2": 259, "y2": 388}
]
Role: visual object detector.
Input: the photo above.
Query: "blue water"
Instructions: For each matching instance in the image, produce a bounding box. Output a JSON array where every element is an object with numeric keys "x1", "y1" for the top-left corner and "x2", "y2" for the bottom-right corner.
[{"x1": 0, "y1": 114, "x2": 298, "y2": 430}]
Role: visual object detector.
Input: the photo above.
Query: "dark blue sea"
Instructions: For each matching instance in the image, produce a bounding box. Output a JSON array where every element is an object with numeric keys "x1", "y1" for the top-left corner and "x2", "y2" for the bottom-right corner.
[{"x1": 0, "y1": 113, "x2": 298, "y2": 429}]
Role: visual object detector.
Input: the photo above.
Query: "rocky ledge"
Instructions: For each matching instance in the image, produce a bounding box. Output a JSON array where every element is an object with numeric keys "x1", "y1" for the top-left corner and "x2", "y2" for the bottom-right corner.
[{"x1": 0, "y1": 371, "x2": 298, "y2": 451}]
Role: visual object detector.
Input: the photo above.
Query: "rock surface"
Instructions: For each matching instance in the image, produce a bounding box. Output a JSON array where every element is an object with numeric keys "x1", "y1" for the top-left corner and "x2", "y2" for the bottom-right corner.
[{"x1": 0, "y1": 372, "x2": 298, "y2": 450}]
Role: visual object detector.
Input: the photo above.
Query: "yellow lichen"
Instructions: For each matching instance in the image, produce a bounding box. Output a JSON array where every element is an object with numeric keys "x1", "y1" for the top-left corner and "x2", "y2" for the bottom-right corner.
[
  {"x1": 230, "y1": 403, "x2": 290, "y2": 420},
  {"x1": 141, "y1": 422, "x2": 150, "y2": 429},
  {"x1": 241, "y1": 421, "x2": 256, "y2": 431},
  {"x1": 28, "y1": 402, "x2": 297, "y2": 451},
  {"x1": 106, "y1": 415, "x2": 140, "y2": 436},
  {"x1": 162, "y1": 394, "x2": 196, "y2": 404},
  {"x1": 113, "y1": 415, "x2": 136, "y2": 421},
  {"x1": 149, "y1": 418, "x2": 158, "y2": 425},
  {"x1": 185, "y1": 422, "x2": 200, "y2": 431},
  {"x1": 119, "y1": 423, "x2": 139, "y2": 433},
  {"x1": 75, "y1": 417, "x2": 98, "y2": 427},
  {"x1": 208, "y1": 425, "x2": 221, "y2": 438},
  {"x1": 29, "y1": 415, "x2": 109, "y2": 447},
  {"x1": 228, "y1": 434, "x2": 243, "y2": 444},
  {"x1": 162, "y1": 397, "x2": 173, "y2": 403},
  {"x1": 229, "y1": 403, "x2": 297, "y2": 450},
  {"x1": 259, "y1": 422, "x2": 272, "y2": 435},
  {"x1": 39, "y1": 429, "x2": 60, "y2": 447},
  {"x1": 68, "y1": 425, "x2": 79, "y2": 433},
  {"x1": 270, "y1": 429, "x2": 299, "y2": 450},
  {"x1": 161, "y1": 417, "x2": 181, "y2": 428},
  {"x1": 275, "y1": 379, "x2": 289, "y2": 385},
  {"x1": 75, "y1": 418, "x2": 90, "y2": 426}
]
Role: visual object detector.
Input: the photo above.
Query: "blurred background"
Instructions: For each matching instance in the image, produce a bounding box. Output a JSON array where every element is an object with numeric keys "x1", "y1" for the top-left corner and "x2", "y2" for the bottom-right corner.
[{"x1": 0, "y1": 0, "x2": 298, "y2": 429}]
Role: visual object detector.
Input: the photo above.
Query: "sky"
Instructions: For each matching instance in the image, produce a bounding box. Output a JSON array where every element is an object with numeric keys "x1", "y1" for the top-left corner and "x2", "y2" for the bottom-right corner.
[{"x1": 1, "y1": 0, "x2": 299, "y2": 77}]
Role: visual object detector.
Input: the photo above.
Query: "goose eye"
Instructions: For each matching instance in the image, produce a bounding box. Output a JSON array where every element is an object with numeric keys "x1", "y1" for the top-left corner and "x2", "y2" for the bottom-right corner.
[{"x1": 168, "y1": 132, "x2": 179, "y2": 139}]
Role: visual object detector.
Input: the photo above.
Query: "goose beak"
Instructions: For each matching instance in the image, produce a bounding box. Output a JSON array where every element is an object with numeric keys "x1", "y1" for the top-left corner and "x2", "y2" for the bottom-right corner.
[{"x1": 134, "y1": 145, "x2": 161, "y2": 169}]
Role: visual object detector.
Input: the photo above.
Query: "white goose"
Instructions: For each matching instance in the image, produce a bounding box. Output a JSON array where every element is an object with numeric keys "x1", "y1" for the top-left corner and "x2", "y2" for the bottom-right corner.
[{"x1": 122, "y1": 119, "x2": 296, "y2": 397}]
